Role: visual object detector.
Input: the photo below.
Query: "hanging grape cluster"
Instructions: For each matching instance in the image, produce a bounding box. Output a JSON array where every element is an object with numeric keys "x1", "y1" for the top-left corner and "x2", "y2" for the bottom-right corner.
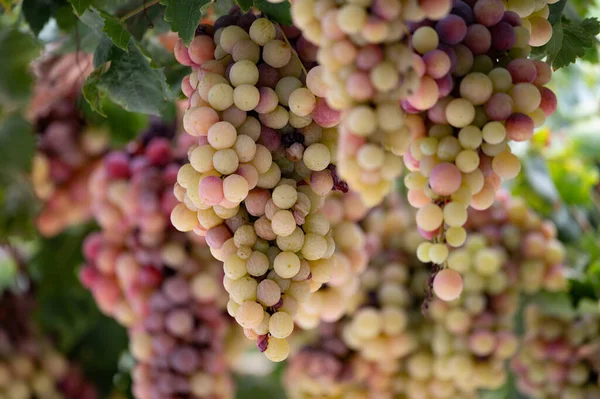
[
  {"x1": 29, "y1": 53, "x2": 109, "y2": 237},
  {"x1": 0, "y1": 290, "x2": 97, "y2": 399},
  {"x1": 285, "y1": 191, "x2": 568, "y2": 398},
  {"x1": 512, "y1": 305, "x2": 600, "y2": 399},
  {"x1": 171, "y1": 8, "x2": 352, "y2": 361},
  {"x1": 79, "y1": 136, "x2": 240, "y2": 398}
]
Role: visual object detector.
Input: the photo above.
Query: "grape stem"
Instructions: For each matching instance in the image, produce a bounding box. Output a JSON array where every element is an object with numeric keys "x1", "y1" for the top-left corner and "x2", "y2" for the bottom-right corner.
[
  {"x1": 275, "y1": 22, "x2": 309, "y2": 77},
  {"x1": 120, "y1": 0, "x2": 161, "y2": 22}
]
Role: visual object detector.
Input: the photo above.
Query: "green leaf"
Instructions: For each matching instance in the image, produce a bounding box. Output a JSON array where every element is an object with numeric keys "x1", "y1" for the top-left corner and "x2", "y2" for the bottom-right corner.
[
  {"x1": 547, "y1": 0, "x2": 566, "y2": 25},
  {"x1": 162, "y1": 0, "x2": 210, "y2": 45},
  {"x1": 523, "y1": 155, "x2": 561, "y2": 206},
  {"x1": 0, "y1": 113, "x2": 38, "y2": 238},
  {"x1": 539, "y1": 17, "x2": 600, "y2": 69},
  {"x1": 99, "y1": 10, "x2": 131, "y2": 50},
  {"x1": 124, "y1": 2, "x2": 165, "y2": 40},
  {"x1": 29, "y1": 224, "x2": 128, "y2": 397},
  {"x1": 22, "y1": 0, "x2": 66, "y2": 35},
  {"x1": 68, "y1": 0, "x2": 92, "y2": 14},
  {"x1": 254, "y1": 0, "x2": 291, "y2": 25},
  {"x1": 235, "y1": 361, "x2": 287, "y2": 399},
  {"x1": 54, "y1": 4, "x2": 79, "y2": 31},
  {"x1": 82, "y1": 64, "x2": 108, "y2": 116},
  {"x1": 93, "y1": 34, "x2": 116, "y2": 67},
  {"x1": 84, "y1": 39, "x2": 171, "y2": 115},
  {"x1": 0, "y1": 114, "x2": 35, "y2": 173},
  {"x1": 0, "y1": 28, "x2": 41, "y2": 107},
  {"x1": 236, "y1": 0, "x2": 253, "y2": 12},
  {"x1": 480, "y1": 373, "x2": 528, "y2": 399},
  {"x1": 530, "y1": 291, "x2": 576, "y2": 318}
]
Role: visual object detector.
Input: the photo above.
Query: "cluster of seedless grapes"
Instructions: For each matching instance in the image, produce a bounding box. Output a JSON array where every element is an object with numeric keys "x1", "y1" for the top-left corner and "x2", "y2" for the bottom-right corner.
[
  {"x1": 171, "y1": 8, "x2": 351, "y2": 361},
  {"x1": 29, "y1": 53, "x2": 109, "y2": 237},
  {"x1": 286, "y1": 191, "x2": 568, "y2": 398},
  {"x1": 512, "y1": 305, "x2": 600, "y2": 399},
  {"x1": 295, "y1": 191, "x2": 370, "y2": 328},
  {"x1": 79, "y1": 137, "x2": 239, "y2": 398},
  {"x1": 400, "y1": 0, "x2": 558, "y2": 300},
  {"x1": 291, "y1": 0, "x2": 441, "y2": 206},
  {"x1": 0, "y1": 290, "x2": 97, "y2": 399}
]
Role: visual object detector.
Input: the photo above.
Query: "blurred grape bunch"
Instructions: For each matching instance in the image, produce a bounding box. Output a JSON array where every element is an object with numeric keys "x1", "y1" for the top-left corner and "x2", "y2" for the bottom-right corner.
[
  {"x1": 0, "y1": 289, "x2": 97, "y2": 399},
  {"x1": 79, "y1": 134, "x2": 242, "y2": 398},
  {"x1": 286, "y1": 191, "x2": 569, "y2": 398},
  {"x1": 512, "y1": 304, "x2": 600, "y2": 398},
  {"x1": 28, "y1": 52, "x2": 110, "y2": 237}
]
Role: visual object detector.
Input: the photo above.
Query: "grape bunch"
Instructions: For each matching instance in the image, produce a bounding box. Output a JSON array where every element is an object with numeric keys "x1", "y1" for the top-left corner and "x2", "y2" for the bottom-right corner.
[
  {"x1": 291, "y1": 0, "x2": 451, "y2": 206},
  {"x1": 467, "y1": 193, "x2": 568, "y2": 294},
  {"x1": 171, "y1": 9, "x2": 348, "y2": 361},
  {"x1": 295, "y1": 191, "x2": 370, "y2": 328},
  {"x1": 286, "y1": 191, "x2": 567, "y2": 398},
  {"x1": 422, "y1": 232, "x2": 521, "y2": 394},
  {"x1": 400, "y1": 0, "x2": 558, "y2": 297},
  {"x1": 284, "y1": 322, "x2": 378, "y2": 399},
  {"x1": 79, "y1": 137, "x2": 240, "y2": 398},
  {"x1": 29, "y1": 53, "x2": 109, "y2": 237},
  {"x1": 512, "y1": 305, "x2": 600, "y2": 399},
  {"x1": 129, "y1": 301, "x2": 235, "y2": 399},
  {"x1": 0, "y1": 291, "x2": 97, "y2": 399}
]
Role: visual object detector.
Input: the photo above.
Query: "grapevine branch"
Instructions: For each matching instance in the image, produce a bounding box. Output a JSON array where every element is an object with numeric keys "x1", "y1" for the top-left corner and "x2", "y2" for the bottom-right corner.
[
  {"x1": 120, "y1": 0, "x2": 161, "y2": 22},
  {"x1": 276, "y1": 22, "x2": 309, "y2": 77}
]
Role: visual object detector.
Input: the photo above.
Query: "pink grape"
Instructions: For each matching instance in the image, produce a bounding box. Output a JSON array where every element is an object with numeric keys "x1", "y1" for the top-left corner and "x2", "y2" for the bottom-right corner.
[
  {"x1": 312, "y1": 98, "x2": 341, "y2": 128},
  {"x1": 485, "y1": 93, "x2": 514, "y2": 121},
  {"x1": 236, "y1": 164, "x2": 259, "y2": 190},
  {"x1": 436, "y1": 74, "x2": 454, "y2": 97},
  {"x1": 433, "y1": 269, "x2": 463, "y2": 301},
  {"x1": 104, "y1": 152, "x2": 130, "y2": 179},
  {"x1": 188, "y1": 35, "x2": 216, "y2": 65},
  {"x1": 435, "y1": 14, "x2": 468, "y2": 45},
  {"x1": 539, "y1": 87, "x2": 557, "y2": 117},
  {"x1": 245, "y1": 188, "x2": 270, "y2": 217},
  {"x1": 464, "y1": 24, "x2": 491, "y2": 55},
  {"x1": 199, "y1": 176, "x2": 224, "y2": 206},
  {"x1": 181, "y1": 76, "x2": 194, "y2": 97},
  {"x1": 507, "y1": 59, "x2": 537, "y2": 83},
  {"x1": 205, "y1": 224, "x2": 233, "y2": 249},
  {"x1": 423, "y1": 50, "x2": 452, "y2": 79},
  {"x1": 473, "y1": 0, "x2": 505, "y2": 27},
  {"x1": 174, "y1": 39, "x2": 193, "y2": 66},
  {"x1": 506, "y1": 113, "x2": 535, "y2": 142},
  {"x1": 355, "y1": 45, "x2": 384, "y2": 70},
  {"x1": 532, "y1": 60, "x2": 552, "y2": 86},
  {"x1": 259, "y1": 126, "x2": 282, "y2": 152},
  {"x1": 257, "y1": 64, "x2": 280, "y2": 88},
  {"x1": 452, "y1": 1, "x2": 474, "y2": 24},
  {"x1": 346, "y1": 71, "x2": 375, "y2": 101},
  {"x1": 430, "y1": 163, "x2": 462, "y2": 196},
  {"x1": 163, "y1": 277, "x2": 191, "y2": 305},
  {"x1": 490, "y1": 22, "x2": 516, "y2": 52},
  {"x1": 502, "y1": 10, "x2": 522, "y2": 27}
]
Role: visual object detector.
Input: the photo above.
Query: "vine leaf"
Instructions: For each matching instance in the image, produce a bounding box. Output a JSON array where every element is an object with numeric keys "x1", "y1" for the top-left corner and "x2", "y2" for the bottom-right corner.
[
  {"x1": 0, "y1": 28, "x2": 41, "y2": 107},
  {"x1": 236, "y1": 0, "x2": 252, "y2": 12},
  {"x1": 533, "y1": 16, "x2": 600, "y2": 69},
  {"x1": 162, "y1": 0, "x2": 210, "y2": 45},
  {"x1": 98, "y1": 10, "x2": 131, "y2": 51},
  {"x1": 254, "y1": 0, "x2": 291, "y2": 25},
  {"x1": 68, "y1": 0, "x2": 92, "y2": 15},
  {"x1": 22, "y1": 0, "x2": 59, "y2": 35},
  {"x1": 0, "y1": 114, "x2": 35, "y2": 173},
  {"x1": 0, "y1": 113, "x2": 38, "y2": 238},
  {"x1": 84, "y1": 39, "x2": 171, "y2": 116}
]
